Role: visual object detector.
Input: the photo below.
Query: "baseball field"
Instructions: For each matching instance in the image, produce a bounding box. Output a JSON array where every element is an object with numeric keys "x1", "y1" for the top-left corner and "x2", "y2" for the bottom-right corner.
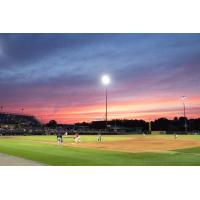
[{"x1": 1, "y1": 134, "x2": 200, "y2": 166}]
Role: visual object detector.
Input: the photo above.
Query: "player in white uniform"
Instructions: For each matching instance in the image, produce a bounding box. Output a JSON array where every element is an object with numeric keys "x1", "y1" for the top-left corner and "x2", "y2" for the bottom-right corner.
[
  {"x1": 74, "y1": 133, "x2": 81, "y2": 143},
  {"x1": 174, "y1": 134, "x2": 178, "y2": 139},
  {"x1": 97, "y1": 133, "x2": 102, "y2": 142},
  {"x1": 65, "y1": 131, "x2": 68, "y2": 136}
]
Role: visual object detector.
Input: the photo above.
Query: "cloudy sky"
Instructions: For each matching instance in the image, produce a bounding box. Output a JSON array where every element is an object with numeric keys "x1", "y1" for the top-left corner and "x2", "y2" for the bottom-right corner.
[{"x1": 0, "y1": 33, "x2": 200, "y2": 123}]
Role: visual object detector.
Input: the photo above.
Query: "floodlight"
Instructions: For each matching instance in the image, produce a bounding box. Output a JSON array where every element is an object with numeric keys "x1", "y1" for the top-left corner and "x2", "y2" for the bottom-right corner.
[
  {"x1": 101, "y1": 75, "x2": 110, "y2": 86},
  {"x1": 181, "y1": 96, "x2": 187, "y2": 100}
]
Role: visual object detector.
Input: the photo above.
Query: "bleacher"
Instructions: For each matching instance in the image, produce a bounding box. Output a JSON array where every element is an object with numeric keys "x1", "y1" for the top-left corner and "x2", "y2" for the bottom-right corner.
[{"x1": 0, "y1": 112, "x2": 41, "y2": 127}]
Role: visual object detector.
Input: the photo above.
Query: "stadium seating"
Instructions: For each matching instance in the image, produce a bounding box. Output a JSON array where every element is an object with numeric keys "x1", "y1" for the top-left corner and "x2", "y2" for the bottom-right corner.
[{"x1": 0, "y1": 113, "x2": 41, "y2": 127}]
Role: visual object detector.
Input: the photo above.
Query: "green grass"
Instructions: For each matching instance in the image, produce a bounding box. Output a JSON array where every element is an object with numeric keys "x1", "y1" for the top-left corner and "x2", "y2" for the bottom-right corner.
[{"x1": 1, "y1": 135, "x2": 200, "y2": 166}]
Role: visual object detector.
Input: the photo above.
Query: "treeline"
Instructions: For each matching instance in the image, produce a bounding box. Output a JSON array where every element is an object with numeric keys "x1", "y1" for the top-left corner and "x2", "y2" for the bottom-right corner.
[{"x1": 74, "y1": 117, "x2": 200, "y2": 132}]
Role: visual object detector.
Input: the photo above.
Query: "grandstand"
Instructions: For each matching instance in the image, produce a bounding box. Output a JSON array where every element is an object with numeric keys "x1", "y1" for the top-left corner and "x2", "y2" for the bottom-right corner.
[{"x1": 0, "y1": 112, "x2": 41, "y2": 127}]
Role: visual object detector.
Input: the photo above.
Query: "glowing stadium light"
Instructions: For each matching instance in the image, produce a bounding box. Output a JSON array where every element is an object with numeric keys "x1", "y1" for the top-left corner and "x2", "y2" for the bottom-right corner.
[
  {"x1": 181, "y1": 96, "x2": 187, "y2": 100},
  {"x1": 101, "y1": 75, "x2": 111, "y2": 86}
]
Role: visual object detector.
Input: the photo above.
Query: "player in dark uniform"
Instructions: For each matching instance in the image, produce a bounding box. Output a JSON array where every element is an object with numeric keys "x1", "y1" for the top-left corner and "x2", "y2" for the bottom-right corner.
[{"x1": 56, "y1": 132, "x2": 63, "y2": 145}]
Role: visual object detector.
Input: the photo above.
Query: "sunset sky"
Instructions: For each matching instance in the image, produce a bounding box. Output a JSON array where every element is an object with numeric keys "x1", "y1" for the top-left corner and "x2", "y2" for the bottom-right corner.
[{"x1": 0, "y1": 33, "x2": 200, "y2": 124}]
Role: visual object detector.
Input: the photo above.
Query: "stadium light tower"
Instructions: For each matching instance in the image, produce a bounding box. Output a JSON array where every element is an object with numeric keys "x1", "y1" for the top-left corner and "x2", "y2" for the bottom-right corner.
[
  {"x1": 101, "y1": 75, "x2": 111, "y2": 131},
  {"x1": 181, "y1": 96, "x2": 187, "y2": 133}
]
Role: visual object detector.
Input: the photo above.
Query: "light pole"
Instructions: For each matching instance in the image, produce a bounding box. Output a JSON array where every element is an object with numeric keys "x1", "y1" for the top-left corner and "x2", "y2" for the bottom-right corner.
[
  {"x1": 0, "y1": 106, "x2": 3, "y2": 113},
  {"x1": 101, "y1": 75, "x2": 111, "y2": 131},
  {"x1": 149, "y1": 119, "x2": 152, "y2": 134},
  {"x1": 181, "y1": 96, "x2": 187, "y2": 133}
]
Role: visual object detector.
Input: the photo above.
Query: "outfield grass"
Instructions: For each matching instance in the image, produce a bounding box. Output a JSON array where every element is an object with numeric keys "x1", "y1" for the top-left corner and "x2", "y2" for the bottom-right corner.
[{"x1": 1, "y1": 135, "x2": 200, "y2": 166}]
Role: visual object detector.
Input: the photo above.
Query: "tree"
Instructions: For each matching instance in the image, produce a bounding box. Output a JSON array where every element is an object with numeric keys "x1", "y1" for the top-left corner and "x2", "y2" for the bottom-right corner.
[{"x1": 46, "y1": 120, "x2": 57, "y2": 128}]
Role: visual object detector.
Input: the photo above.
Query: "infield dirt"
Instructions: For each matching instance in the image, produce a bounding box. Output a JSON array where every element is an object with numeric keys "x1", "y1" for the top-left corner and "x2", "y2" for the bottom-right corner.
[{"x1": 61, "y1": 136, "x2": 200, "y2": 153}]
